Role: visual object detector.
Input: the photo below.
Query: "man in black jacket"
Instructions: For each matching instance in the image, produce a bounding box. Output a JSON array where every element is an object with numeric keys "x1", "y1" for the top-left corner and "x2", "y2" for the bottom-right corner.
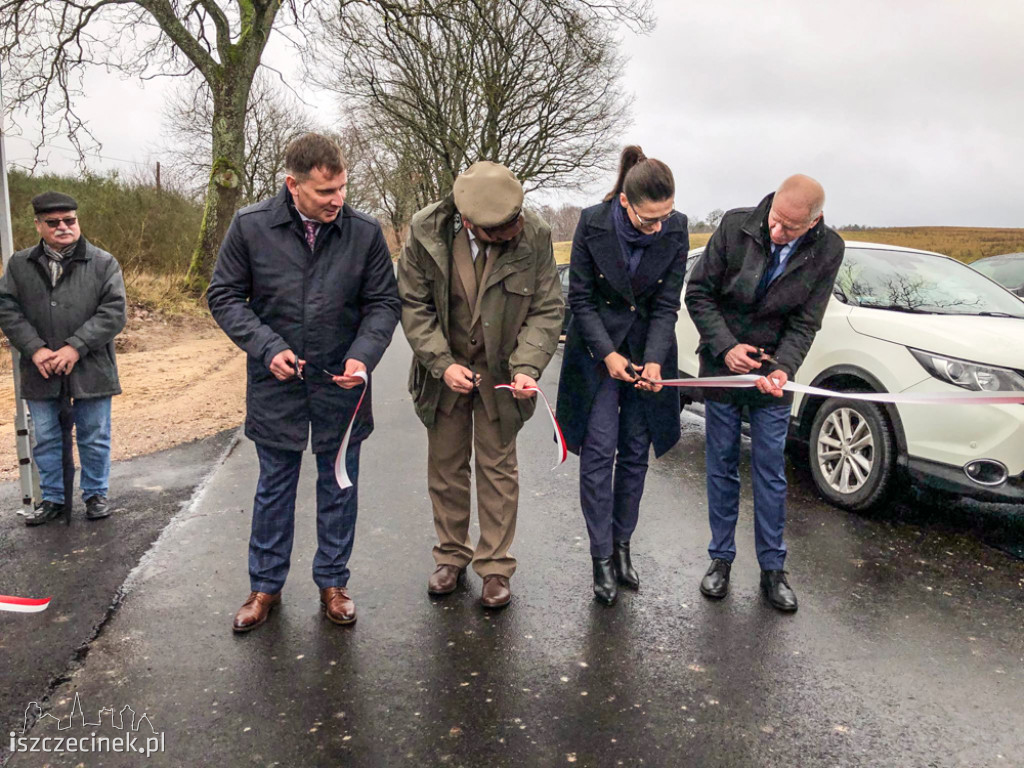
[
  {"x1": 684, "y1": 175, "x2": 844, "y2": 612},
  {"x1": 0, "y1": 192, "x2": 126, "y2": 526},
  {"x1": 208, "y1": 133, "x2": 401, "y2": 633}
]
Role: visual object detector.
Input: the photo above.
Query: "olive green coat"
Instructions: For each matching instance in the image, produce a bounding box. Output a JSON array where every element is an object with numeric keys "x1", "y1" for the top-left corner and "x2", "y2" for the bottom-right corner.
[{"x1": 398, "y1": 196, "x2": 564, "y2": 444}]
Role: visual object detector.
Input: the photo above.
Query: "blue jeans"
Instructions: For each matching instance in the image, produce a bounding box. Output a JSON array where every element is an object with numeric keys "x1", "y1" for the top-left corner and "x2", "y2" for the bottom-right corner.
[
  {"x1": 579, "y1": 376, "x2": 651, "y2": 558},
  {"x1": 27, "y1": 397, "x2": 111, "y2": 503},
  {"x1": 249, "y1": 441, "x2": 361, "y2": 594},
  {"x1": 704, "y1": 401, "x2": 790, "y2": 570}
]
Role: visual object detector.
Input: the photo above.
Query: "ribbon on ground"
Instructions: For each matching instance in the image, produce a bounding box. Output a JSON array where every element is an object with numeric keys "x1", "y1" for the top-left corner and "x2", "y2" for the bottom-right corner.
[
  {"x1": 334, "y1": 370, "x2": 369, "y2": 490},
  {"x1": 656, "y1": 373, "x2": 1024, "y2": 405},
  {"x1": 0, "y1": 594, "x2": 51, "y2": 614},
  {"x1": 495, "y1": 384, "x2": 568, "y2": 469}
]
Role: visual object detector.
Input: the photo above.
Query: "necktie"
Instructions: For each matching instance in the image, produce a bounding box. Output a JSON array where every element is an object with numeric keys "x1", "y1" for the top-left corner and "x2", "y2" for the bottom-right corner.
[
  {"x1": 474, "y1": 244, "x2": 488, "y2": 287},
  {"x1": 756, "y1": 244, "x2": 784, "y2": 300},
  {"x1": 303, "y1": 220, "x2": 319, "y2": 251}
]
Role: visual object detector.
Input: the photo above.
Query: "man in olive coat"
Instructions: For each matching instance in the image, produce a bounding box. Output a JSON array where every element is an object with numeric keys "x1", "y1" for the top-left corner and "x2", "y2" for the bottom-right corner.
[
  {"x1": 0, "y1": 191, "x2": 126, "y2": 525},
  {"x1": 398, "y1": 161, "x2": 563, "y2": 609},
  {"x1": 208, "y1": 133, "x2": 400, "y2": 632},
  {"x1": 685, "y1": 174, "x2": 844, "y2": 612}
]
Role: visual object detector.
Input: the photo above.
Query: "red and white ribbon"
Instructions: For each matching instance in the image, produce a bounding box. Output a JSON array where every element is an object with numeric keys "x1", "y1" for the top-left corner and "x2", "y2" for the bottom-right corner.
[
  {"x1": 495, "y1": 384, "x2": 568, "y2": 468},
  {"x1": 656, "y1": 373, "x2": 1024, "y2": 405},
  {"x1": 334, "y1": 371, "x2": 368, "y2": 490},
  {"x1": 0, "y1": 594, "x2": 51, "y2": 613}
]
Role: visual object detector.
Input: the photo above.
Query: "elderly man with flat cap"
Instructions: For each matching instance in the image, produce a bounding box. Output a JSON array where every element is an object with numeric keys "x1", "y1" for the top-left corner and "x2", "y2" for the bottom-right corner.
[
  {"x1": 685, "y1": 174, "x2": 844, "y2": 612},
  {"x1": 0, "y1": 191, "x2": 127, "y2": 525},
  {"x1": 398, "y1": 161, "x2": 563, "y2": 609}
]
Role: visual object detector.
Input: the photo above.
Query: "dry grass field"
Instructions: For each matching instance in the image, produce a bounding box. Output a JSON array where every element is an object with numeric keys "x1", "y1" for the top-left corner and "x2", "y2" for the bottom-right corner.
[
  {"x1": 838, "y1": 227, "x2": 1024, "y2": 264},
  {"x1": 554, "y1": 227, "x2": 1024, "y2": 266}
]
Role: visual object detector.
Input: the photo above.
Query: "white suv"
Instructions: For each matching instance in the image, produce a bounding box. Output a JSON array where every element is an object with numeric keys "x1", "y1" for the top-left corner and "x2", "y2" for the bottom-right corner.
[{"x1": 675, "y1": 242, "x2": 1024, "y2": 511}]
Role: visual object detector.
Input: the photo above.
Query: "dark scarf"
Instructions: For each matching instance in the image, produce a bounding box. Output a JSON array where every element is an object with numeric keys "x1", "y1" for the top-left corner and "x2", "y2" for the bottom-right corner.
[
  {"x1": 41, "y1": 240, "x2": 79, "y2": 287},
  {"x1": 611, "y1": 201, "x2": 665, "y2": 276}
]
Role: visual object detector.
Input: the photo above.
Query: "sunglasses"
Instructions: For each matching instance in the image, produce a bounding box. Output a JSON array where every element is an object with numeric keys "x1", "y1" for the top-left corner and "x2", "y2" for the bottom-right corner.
[
  {"x1": 41, "y1": 217, "x2": 78, "y2": 229},
  {"x1": 628, "y1": 202, "x2": 674, "y2": 226}
]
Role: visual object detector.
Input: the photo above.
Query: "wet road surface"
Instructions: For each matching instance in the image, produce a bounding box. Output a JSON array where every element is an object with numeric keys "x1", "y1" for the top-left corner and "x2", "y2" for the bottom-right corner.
[{"x1": 3, "y1": 335, "x2": 1022, "y2": 767}]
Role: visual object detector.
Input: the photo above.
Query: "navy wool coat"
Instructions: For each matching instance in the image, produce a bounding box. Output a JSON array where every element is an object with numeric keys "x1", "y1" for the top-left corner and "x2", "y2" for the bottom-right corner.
[
  {"x1": 556, "y1": 201, "x2": 688, "y2": 457},
  {"x1": 207, "y1": 186, "x2": 401, "y2": 453}
]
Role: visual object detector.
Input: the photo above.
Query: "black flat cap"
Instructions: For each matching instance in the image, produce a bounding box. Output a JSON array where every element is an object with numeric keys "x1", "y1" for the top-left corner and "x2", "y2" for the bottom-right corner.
[{"x1": 31, "y1": 191, "x2": 78, "y2": 214}]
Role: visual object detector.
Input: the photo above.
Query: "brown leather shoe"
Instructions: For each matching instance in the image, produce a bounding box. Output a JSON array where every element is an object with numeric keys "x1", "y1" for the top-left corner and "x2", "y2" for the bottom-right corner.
[
  {"x1": 232, "y1": 591, "x2": 281, "y2": 633},
  {"x1": 320, "y1": 587, "x2": 356, "y2": 625},
  {"x1": 480, "y1": 575, "x2": 511, "y2": 609},
  {"x1": 428, "y1": 564, "x2": 465, "y2": 595}
]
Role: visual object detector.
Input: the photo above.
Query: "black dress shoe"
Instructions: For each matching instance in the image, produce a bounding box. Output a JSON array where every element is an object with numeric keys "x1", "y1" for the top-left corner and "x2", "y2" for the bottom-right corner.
[
  {"x1": 24, "y1": 500, "x2": 65, "y2": 527},
  {"x1": 612, "y1": 540, "x2": 639, "y2": 590},
  {"x1": 760, "y1": 570, "x2": 798, "y2": 612},
  {"x1": 85, "y1": 496, "x2": 112, "y2": 520},
  {"x1": 592, "y1": 557, "x2": 617, "y2": 605},
  {"x1": 699, "y1": 558, "x2": 731, "y2": 599}
]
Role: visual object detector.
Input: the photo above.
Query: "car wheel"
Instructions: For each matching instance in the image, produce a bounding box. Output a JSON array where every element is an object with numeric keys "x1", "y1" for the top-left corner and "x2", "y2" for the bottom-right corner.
[{"x1": 808, "y1": 397, "x2": 895, "y2": 511}]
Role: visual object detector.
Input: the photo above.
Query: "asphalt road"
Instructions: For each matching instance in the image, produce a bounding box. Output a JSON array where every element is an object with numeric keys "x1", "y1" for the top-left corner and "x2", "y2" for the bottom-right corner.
[{"x1": 2, "y1": 334, "x2": 1022, "y2": 767}]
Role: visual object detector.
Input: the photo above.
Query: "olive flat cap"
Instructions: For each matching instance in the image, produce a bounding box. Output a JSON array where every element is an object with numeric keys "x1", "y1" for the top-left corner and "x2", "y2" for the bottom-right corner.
[
  {"x1": 453, "y1": 161, "x2": 523, "y2": 228},
  {"x1": 32, "y1": 191, "x2": 78, "y2": 214}
]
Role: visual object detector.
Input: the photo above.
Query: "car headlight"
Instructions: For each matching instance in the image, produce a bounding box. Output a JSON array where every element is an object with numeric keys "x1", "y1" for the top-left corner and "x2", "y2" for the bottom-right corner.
[{"x1": 909, "y1": 348, "x2": 1024, "y2": 392}]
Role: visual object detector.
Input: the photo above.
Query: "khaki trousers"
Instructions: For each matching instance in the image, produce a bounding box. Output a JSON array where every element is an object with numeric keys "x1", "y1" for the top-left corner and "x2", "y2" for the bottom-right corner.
[{"x1": 427, "y1": 392, "x2": 518, "y2": 578}]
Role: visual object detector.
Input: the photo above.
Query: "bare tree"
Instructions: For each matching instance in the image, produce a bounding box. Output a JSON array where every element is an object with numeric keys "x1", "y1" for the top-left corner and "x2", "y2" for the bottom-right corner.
[
  {"x1": 163, "y1": 73, "x2": 319, "y2": 206},
  {"x1": 0, "y1": 0, "x2": 650, "y2": 288},
  {"x1": 311, "y1": 0, "x2": 636, "y2": 213},
  {"x1": 535, "y1": 203, "x2": 583, "y2": 242}
]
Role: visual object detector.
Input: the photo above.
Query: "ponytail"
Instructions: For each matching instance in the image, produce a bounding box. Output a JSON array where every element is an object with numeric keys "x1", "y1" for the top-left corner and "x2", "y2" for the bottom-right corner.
[
  {"x1": 603, "y1": 145, "x2": 647, "y2": 202},
  {"x1": 603, "y1": 144, "x2": 675, "y2": 206}
]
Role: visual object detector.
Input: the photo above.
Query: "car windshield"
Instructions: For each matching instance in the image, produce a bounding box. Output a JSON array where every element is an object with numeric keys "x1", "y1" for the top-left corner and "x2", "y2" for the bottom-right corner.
[
  {"x1": 971, "y1": 255, "x2": 1024, "y2": 287},
  {"x1": 835, "y1": 248, "x2": 1024, "y2": 317}
]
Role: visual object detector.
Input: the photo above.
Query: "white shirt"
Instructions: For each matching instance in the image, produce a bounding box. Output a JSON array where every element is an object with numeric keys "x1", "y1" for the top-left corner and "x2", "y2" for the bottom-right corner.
[{"x1": 466, "y1": 228, "x2": 487, "y2": 262}]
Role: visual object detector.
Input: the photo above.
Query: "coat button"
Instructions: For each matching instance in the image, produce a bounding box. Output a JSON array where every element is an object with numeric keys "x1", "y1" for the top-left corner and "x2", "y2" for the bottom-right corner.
[
  {"x1": 470, "y1": 338, "x2": 477, "y2": 345},
  {"x1": 50, "y1": 300, "x2": 57, "y2": 307},
  {"x1": 484, "y1": 321, "x2": 490, "y2": 327},
  {"x1": 598, "y1": 273, "x2": 604, "y2": 279},
  {"x1": 630, "y1": 305, "x2": 636, "y2": 312},
  {"x1": 657, "y1": 279, "x2": 663, "y2": 284}
]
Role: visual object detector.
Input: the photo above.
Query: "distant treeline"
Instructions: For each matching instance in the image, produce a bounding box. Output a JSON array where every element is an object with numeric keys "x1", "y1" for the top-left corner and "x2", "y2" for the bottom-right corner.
[
  {"x1": 7, "y1": 172, "x2": 1020, "y2": 274},
  {"x1": 6, "y1": 169, "x2": 202, "y2": 274}
]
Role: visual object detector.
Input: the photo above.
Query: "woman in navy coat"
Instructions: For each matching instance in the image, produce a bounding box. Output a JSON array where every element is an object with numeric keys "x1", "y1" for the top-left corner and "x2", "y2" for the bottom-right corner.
[{"x1": 556, "y1": 146, "x2": 688, "y2": 605}]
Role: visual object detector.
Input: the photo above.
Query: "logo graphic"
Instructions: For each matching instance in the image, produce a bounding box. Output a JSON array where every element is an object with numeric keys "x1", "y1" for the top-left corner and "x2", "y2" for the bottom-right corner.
[{"x1": 9, "y1": 692, "x2": 166, "y2": 758}]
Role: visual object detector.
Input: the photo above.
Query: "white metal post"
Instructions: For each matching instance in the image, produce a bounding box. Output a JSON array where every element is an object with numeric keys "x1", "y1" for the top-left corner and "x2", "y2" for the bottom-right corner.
[{"x1": 0, "y1": 74, "x2": 41, "y2": 513}]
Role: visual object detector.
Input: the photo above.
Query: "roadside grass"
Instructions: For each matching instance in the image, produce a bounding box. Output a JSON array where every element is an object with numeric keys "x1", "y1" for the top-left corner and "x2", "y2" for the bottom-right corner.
[{"x1": 123, "y1": 271, "x2": 211, "y2": 317}]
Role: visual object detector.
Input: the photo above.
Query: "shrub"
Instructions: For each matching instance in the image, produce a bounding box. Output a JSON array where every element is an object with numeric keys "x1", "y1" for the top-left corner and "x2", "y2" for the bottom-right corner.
[{"x1": 6, "y1": 169, "x2": 202, "y2": 274}]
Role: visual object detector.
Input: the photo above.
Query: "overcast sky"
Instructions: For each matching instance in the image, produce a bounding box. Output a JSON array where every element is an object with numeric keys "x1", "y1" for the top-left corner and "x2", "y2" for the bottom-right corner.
[{"x1": 4, "y1": 0, "x2": 1023, "y2": 226}]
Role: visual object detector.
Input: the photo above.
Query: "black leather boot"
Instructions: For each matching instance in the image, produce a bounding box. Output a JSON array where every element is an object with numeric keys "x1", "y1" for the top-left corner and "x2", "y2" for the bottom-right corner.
[
  {"x1": 592, "y1": 557, "x2": 617, "y2": 605},
  {"x1": 612, "y1": 541, "x2": 639, "y2": 590}
]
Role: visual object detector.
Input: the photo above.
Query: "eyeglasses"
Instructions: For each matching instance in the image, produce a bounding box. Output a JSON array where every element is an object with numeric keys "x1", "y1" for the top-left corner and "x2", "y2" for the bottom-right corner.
[
  {"x1": 480, "y1": 212, "x2": 524, "y2": 240},
  {"x1": 41, "y1": 217, "x2": 78, "y2": 229},
  {"x1": 628, "y1": 202, "x2": 674, "y2": 227}
]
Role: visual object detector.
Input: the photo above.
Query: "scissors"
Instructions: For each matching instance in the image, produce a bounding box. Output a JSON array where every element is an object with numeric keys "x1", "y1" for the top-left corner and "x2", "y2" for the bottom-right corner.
[
  {"x1": 747, "y1": 348, "x2": 782, "y2": 369},
  {"x1": 293, "y1": 358, "x2": 341, "y2": 380}
]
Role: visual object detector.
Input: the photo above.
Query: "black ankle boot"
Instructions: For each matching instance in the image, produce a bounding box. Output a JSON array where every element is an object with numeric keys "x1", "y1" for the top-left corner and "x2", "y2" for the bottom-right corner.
[
  {"x1": 612, "y1": 541, "x2": 639, "y2": 590},
  {"x1": 592, "y1": 557, "x2": 617, "y2": 605}
]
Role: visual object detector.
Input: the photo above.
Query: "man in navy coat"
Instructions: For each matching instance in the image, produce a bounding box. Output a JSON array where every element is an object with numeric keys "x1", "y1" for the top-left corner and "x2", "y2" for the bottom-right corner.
[{"x1": 208, "y1": 133, "x2": 401, "y2": 632}]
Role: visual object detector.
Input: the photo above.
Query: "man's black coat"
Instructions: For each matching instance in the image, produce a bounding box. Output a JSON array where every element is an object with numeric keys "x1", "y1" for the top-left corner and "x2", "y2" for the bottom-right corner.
[
  {"x1": 684, "y1": 192, "x2": 845, "y2": 407},
  {"x1": 208, "y1": 186, "x2": 401, "y2": 453}
]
